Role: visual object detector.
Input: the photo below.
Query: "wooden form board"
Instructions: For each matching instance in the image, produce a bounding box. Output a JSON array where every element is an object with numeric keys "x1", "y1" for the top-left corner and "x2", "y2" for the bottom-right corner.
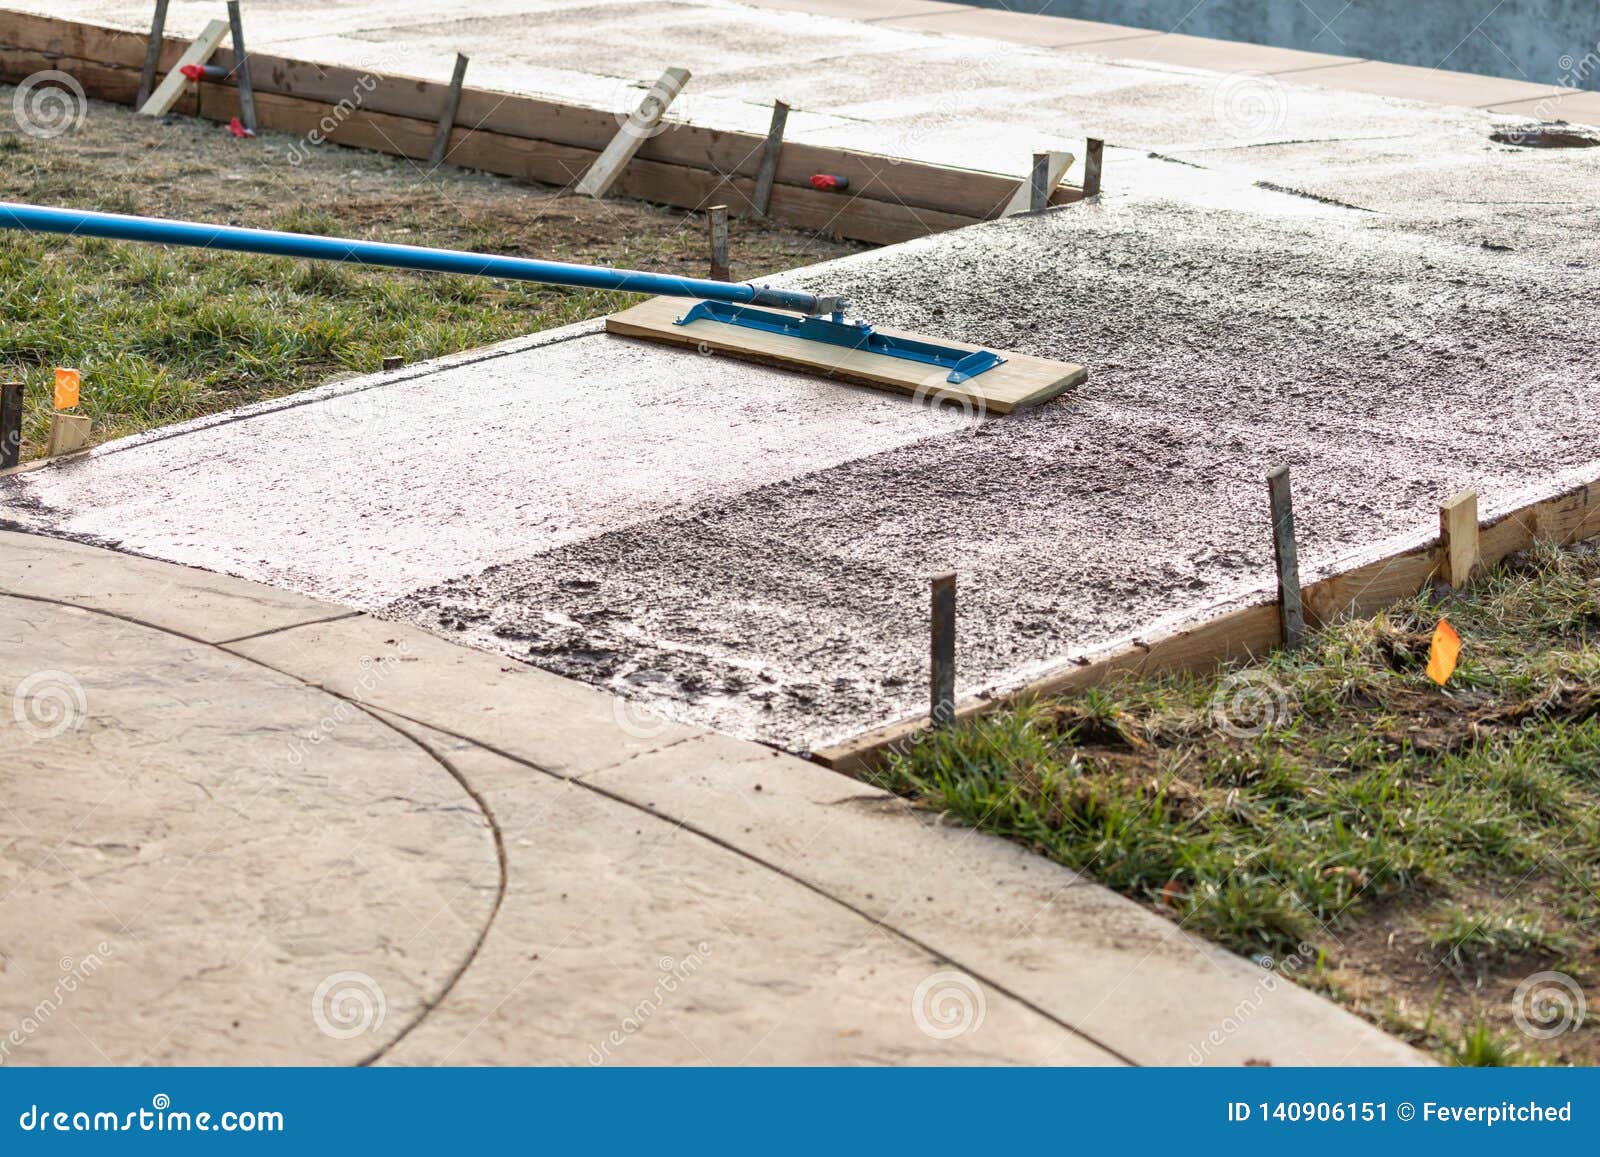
[
  {"x1": 1003, "y1": 151, "x2": 1074, "y2": 216},
  {"x1": 816, "y1": 473, "x2": 1600, "y2": 775},
  {"x1": 136, "y1": 17, "x2": 226, "y2": 116},
  {"x1": 605, "y1": 296, "x2": 1086, "y2": 415},
  {"x1": 575, "y1": 66, "x2": 691, "y2": 197},
  {"x1": 0, "y1": 12, "x2": 1083, "y2": 244}
]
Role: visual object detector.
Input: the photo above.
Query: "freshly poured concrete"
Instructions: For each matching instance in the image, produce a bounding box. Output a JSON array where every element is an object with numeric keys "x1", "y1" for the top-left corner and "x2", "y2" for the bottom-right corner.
[
  {"x1": 11, "y1": 138, "x2": 1600, "y2": 749},
  {"x1": 5, "y1": 3, "x2": 1600, "y2": 749}
]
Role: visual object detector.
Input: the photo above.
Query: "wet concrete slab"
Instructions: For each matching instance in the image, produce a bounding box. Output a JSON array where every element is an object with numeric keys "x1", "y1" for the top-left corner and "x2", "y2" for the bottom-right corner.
[
  {"x1": 5, "y1": 3, "x2": 1599, "y2": 753},
  {"x1": 11, "y1": 144, "x2": 1599, "y2": 751}
]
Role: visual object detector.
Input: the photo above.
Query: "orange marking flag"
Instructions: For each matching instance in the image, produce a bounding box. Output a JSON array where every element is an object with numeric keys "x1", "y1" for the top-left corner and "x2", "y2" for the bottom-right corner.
[
  {"x1": 1426, "y1": 619, "x2": 1461, "y2": 686},
  {"x1": 53, "y1": 368, "x2": 81, "y2": 410}
]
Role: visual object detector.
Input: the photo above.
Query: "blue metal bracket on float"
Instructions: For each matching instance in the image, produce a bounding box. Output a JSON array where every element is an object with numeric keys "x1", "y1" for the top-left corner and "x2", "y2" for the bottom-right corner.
[{"x1": 672, "y1": 300, "x2": 1006, "y2": 384}]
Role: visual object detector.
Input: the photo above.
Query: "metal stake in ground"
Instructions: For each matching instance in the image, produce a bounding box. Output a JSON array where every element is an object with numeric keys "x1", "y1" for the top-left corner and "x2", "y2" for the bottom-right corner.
[
  {"x1": 429, "y1": 53, "x2": 471, "y2": 170},
  {"x1": 1266, "y1": 465, "x2": 1304, "y2": 649},
  {"x1": 0, "y1": 382, "x2": 23, "y2": 471},
  {"x1": 707, "y1": 205, "x2": 730, "y2": 281},
  {"x1": 930, "y1": 572, "x2": 956, "y2": 728},
  {"x1": 137, "y1": 0, "x2": 171, "y2": 111},
  {"x1": 225, "y1": 1, "x2": 257, "y2": 136},
  {"x1": 752, "y1": 100, "x2": 789, "y2": 218}
]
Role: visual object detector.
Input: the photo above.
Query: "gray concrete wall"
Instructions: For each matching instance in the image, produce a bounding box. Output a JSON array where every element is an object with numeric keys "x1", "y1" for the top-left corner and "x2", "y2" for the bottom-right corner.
[{"x1": 1008, "y1": 0, "x2": 1600, "y2": 90}]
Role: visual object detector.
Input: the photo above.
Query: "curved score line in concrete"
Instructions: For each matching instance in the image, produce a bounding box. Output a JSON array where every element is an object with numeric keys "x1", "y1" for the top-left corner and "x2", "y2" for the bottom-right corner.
[
  {"x1": 0, "y1": 594, "x2": 504, "y2": 1065},
  {"x1": 0, "y1": 589, "x2": 1123, "y2": 1064}
]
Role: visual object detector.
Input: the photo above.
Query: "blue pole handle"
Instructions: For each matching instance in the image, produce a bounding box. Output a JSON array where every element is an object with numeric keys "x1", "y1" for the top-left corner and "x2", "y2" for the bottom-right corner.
[{"x1": 0, "y1": 202, "x2": 833, "y2": 314}]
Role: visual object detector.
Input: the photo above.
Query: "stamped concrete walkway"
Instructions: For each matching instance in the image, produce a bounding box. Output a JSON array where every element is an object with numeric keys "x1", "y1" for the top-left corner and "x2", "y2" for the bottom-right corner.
[{"x1": 0, "y1": 530, "x2": 1422, "y2": 1064}]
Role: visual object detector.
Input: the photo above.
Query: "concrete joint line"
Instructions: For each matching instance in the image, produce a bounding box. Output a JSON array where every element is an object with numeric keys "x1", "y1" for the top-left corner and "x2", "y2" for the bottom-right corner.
[
  {"x1": 0, "y1": 586, "x2": 508, "y2": 1066},
  {"x1": 2, "y1": 584, "x2": 1135, "y2": 1064}
]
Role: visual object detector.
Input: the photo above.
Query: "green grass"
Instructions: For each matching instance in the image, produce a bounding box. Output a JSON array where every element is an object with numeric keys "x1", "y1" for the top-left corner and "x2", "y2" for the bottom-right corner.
[
  {"x1": 1427, "y1": 907, "x2": 1573, "y2": 972},
  {"x1": 0, "y1": 215, "x2": 630, "y2": 455},
  {"x1": 874, "y1": 541, "x2": 1600, "y2": 1062}
]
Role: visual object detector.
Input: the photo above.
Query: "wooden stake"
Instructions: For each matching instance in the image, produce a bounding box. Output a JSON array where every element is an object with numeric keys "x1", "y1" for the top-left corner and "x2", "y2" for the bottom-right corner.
[
  {"x1": 136, "y1": 0, "x2": 170, "y2": 111},
  {"x1": 1266, "y1": 465, "x2": 1304, "y2": 649},
  {"x1": 0, "y1": 382, "x2": 23, "y2": 471},
  {"x1": 1004, "y1": 150, "x2": 1073, "y2": 216},
  {"x1": 225, "y1": 1, "x2": 256, "y2": 135},
  {"x1": 46, "y1": 413, "x2": 91, "y2": 458},
  {"x1": 1439, "y1": 489, "x2": 1480, "y2": 588},
  {"x1": 752, "y1": 100, "x2": 789, "y2": 218},
  {"x1": 1029, "y1": 152, "x2": 1051, "y2": 212},
  {"x1": 1083, "y1": 137, "x2": 1104, "y2": 197},
  {"x1": 707, "y1": 204, "x2": 730, "y2": 281},
  {"x1": 139, "y1": 18, "x2": 229, "y2": 117},
  {"x1": 429, "y1": 53, "x2": 470, "y2": 169},
  {"x1": 575, "y1": 66, "x2": 691, "y2": 198},
  {"x1": 930, "y1": 572, "x2": 956, "y2": 729}
]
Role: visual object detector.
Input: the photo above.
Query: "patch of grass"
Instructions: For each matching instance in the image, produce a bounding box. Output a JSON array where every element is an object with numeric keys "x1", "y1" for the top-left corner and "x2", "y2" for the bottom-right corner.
[
  {"x1": 1449, "y1": 1022, "x2": 1528, "y2": 1067},
  {"x1": 0, "y1": 90, "x2": 860, "y2": 459},
  {"x1": 1427, "y1": 907, "x2": 1573, "y2": 972},
  {"x1": 876, "y1": 541, "x2": 1600, "y2": 1064}
]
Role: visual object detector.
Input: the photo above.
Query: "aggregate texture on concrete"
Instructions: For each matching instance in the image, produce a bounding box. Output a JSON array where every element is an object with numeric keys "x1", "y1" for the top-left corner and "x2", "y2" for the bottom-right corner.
[
  {"x1": 0, "y1": 531, "x2": 1423, "y2": 1064},
  {"x1": 5, "y1": 2, "x2": 1600, "y2": 751},
  {"x1": 9, "y1": 134, "x2": 1599, "y2": 751}
]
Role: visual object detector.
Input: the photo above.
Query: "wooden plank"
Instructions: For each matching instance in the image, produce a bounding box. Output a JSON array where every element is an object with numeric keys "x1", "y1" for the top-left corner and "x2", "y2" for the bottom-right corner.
[
  {"x1": 0, "y1": 12, "x2": 1079, "y2": 218},
  {"x1": 137, "y1": 17, "x2": 227, "y2": 117},
  {"x1": 45, "y1": 413, "x2": 91, "y2": 457},
  {"x1": 604, "y1": 296, "x2": 1086, "y2": 415},
  {"x1": 575, "y1": 66, "x2": 691, "y2": 197},
  {"x1": 1439, "y1": 488, "x2": 1480, "y2": 587},
  {"x1": 0, "y1": 45, "x2": 979, "y2": 245},
  {"x1": 1013, "y1": 150, "x2": 1073, "y2": 215}
]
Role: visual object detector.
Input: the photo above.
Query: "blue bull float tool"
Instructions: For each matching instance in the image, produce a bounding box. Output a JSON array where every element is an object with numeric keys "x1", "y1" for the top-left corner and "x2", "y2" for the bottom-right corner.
[
  {"x1": 0, "y1": 202, "x2": 1066, "y2": 395},
  {"x1": 0, "y1": 201, "x2": 827, "y2": 314}
]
